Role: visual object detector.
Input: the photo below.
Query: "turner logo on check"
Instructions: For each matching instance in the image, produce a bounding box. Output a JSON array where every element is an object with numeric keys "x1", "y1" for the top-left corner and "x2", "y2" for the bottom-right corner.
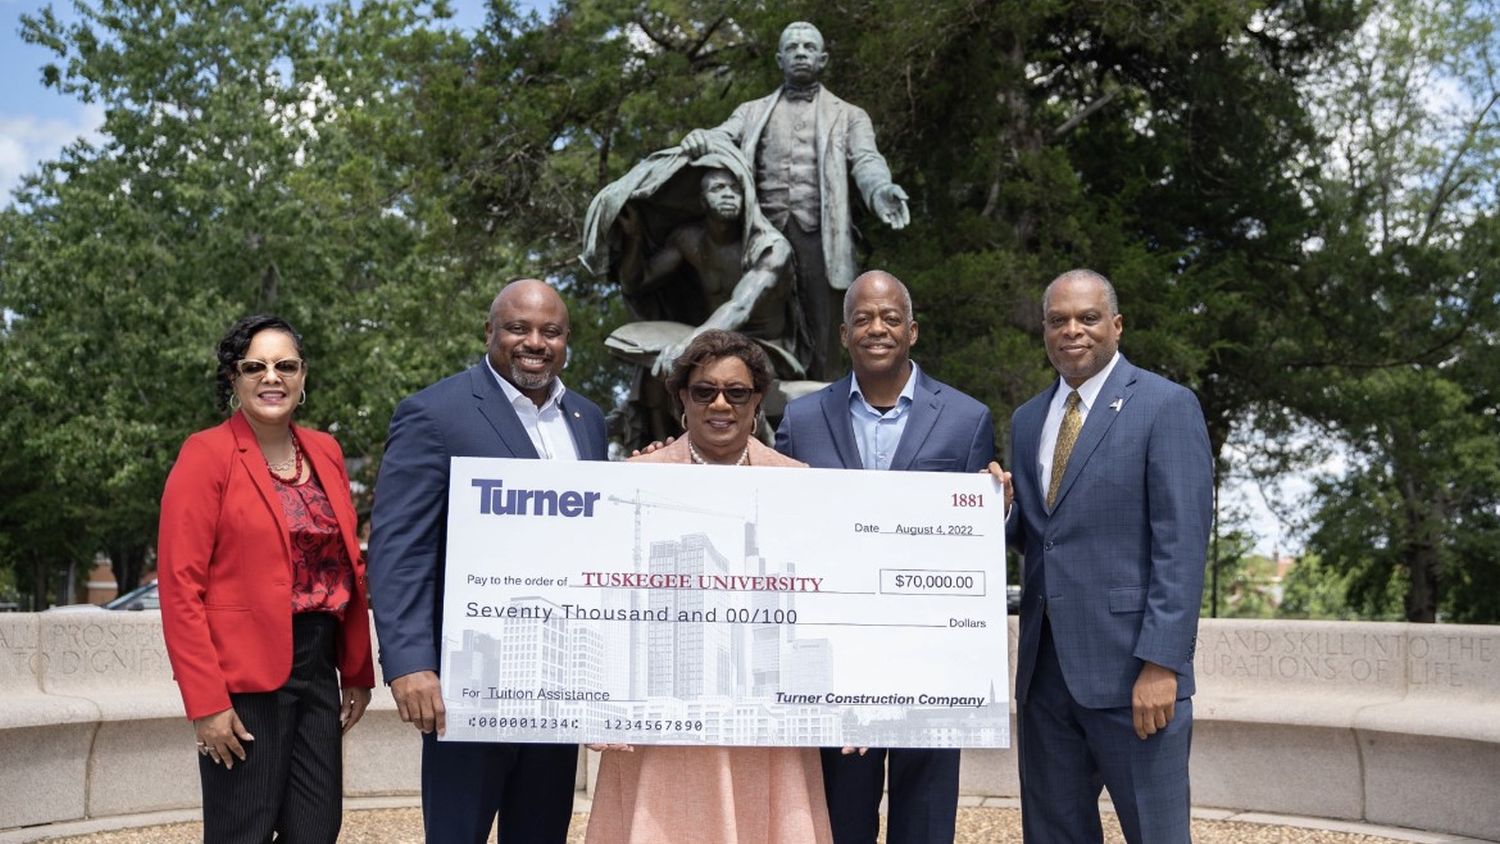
[{"x1": 471, "y1": 478, "x2": 602, "y2": 517}]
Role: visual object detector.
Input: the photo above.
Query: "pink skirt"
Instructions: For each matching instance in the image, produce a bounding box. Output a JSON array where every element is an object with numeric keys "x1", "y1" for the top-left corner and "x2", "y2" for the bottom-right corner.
[{"x1": 585, "y1": 746, "x2": 835, "y2": 844}]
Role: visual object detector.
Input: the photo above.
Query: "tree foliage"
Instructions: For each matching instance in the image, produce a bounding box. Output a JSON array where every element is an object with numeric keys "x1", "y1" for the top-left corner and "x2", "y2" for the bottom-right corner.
[
  {"x1": 1, "y1": 0, "x2": 482, "y2": 598},
  {"x1": 1251, "y1": 0, "x2": 1500, "y2": 622},
  {"x1": 2, "y1": 0, "x2": 1496, "y2": 621}
]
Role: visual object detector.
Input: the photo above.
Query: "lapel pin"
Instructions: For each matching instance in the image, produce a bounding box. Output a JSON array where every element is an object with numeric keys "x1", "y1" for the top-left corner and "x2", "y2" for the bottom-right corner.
[
  {"x1": 573, "y1": 411, "x2": 581, "y2": 418},
  {"x1": 1109, "y1": 398, "x2": 1123, "y2": 412}
]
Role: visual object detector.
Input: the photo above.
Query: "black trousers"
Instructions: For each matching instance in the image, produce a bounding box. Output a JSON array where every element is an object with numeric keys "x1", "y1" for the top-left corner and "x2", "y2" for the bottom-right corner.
[
  {"x1": 419, "y1": 731, "x2": 578, "y2": 843},
  {"x1": 782, "y1": 217, "x2": 844, "y2": 382},
  {"x1": 820, "y1": 746, "x2": 961, "y2": 844},
  {"x1": 200, "y1": 613, "x2": 343, "y2": 844}
]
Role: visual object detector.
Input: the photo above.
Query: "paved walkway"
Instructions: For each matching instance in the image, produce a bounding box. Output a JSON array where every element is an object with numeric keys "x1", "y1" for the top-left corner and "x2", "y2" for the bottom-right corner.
[{"x1": 10, "y1": 796, "x2": 1490, "y2": 844}]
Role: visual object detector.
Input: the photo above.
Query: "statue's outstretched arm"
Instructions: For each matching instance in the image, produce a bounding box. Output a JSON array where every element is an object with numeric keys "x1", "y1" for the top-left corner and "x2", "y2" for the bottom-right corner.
[
  {"x1": 846, "y1": 107, "x2": 910, "y2": 229},
  {"x1": 704, "y1": 265, "x2": 780, "y2": 333}
]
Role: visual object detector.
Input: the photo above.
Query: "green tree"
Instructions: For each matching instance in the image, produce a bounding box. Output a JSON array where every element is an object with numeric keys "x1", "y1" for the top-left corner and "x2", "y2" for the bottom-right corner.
[
  {"x1": 1278, "y1": 552, "x2": 1403, "y2": 621},
  {"x1": 0, "y1": 0, "x2": 476, "y2": 599},
  {"x1": 1251, "y1": 0, "x2": 1500, "y2": 622},
  {"x1": 13, "y1": 0, "x2": 1496, "y2": 628},
  {"x1": 445, "y1": 1, "x2": 1367, "y2": 609},
  {"x1": 1202, "y1": 528, "x2": 1279, "y2": 619},
  {"x1": 0, "y1": 337, "x2": 90, "y2": 609},
  {"x1": 432, "y1": 0, "x2": 1363, "y2": 438}
]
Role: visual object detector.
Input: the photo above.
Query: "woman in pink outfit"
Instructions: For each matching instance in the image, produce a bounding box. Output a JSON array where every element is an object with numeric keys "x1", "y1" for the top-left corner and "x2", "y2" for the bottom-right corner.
[{"x1": 585, "y1": 330, "x2": 834, "y2": 844}]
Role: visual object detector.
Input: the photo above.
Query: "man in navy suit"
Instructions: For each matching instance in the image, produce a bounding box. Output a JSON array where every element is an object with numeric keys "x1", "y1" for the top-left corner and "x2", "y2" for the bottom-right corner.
[
  {"x1": 368, "y1": 279, "x2": 608, "y2": 843},
  {"x1": 1006, "y1": 269, "x2": 1212, "y2": 843},
  {"x1": 776, "y1": 269, "x2": 994, "y2": 844}
]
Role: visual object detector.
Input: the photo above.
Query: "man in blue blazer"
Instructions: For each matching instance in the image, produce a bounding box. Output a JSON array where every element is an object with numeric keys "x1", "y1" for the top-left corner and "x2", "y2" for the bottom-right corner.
[
  {"x1": 776, "y1": 270, "x2": 995, "y2": 844},
  {"x1": 1006, "y1": 269, "x2": 1212, "y2": 843},
  {"x1": 368, "y1": 279, "x2": 608, "y2": 843}
]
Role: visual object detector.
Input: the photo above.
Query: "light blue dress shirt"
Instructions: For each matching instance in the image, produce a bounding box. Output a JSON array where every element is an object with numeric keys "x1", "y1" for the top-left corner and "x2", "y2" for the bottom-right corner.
[{"x1": 848, "y1": 361, "x2": 921, "y2": 471}]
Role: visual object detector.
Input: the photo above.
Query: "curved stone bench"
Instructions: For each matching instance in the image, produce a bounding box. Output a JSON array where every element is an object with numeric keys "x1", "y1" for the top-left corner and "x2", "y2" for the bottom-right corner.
[
  {"x1": 957, "y1": 618, "x2": 1500, "y2": 842},
  {"x1": 3, "y1": 613, "x2": 1496, "y2": 841},
  {"x1": 0, "y1": 610, "x2": 546, "y2": 831},
  {"x1": 0, "y1": 615, "x2": 101, "y2": 829}
]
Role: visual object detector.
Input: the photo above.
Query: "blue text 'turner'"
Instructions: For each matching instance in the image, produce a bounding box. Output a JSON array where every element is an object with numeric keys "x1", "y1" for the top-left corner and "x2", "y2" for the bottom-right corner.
[{"x1": 472, "y1": 479, "x2": 602, "y2": 517}]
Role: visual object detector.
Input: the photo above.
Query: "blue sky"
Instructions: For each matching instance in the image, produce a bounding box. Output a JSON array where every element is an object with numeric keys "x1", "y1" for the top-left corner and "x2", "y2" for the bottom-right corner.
[
  {"x1": 1, "y1": 0, "x2": 94, "y2": 202},
  {"x1": 0, "y1": 0, "x2": 525, "y2": 203}
]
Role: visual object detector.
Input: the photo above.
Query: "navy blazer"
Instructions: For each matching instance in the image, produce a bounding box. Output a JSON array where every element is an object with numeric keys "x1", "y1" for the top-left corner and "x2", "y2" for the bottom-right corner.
[
  {"x1": 1007, "y1": 355, "x2": 1213, "y2": 710},
  {"x1": 774, "y1": 368, "x2": 994, "y2": 473},
  {"x1": 367, "y1": 363, "x2": 608, "y2": 683}
]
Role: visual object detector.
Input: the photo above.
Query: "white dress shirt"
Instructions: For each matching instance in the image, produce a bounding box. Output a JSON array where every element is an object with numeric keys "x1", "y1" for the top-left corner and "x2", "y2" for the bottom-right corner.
[
  {"x1": 1036, "y1": 351, "x2": 1121, "y2": 501},
  {"x1": 484, "y1": 357, "x2": 580, "y2": 461}
]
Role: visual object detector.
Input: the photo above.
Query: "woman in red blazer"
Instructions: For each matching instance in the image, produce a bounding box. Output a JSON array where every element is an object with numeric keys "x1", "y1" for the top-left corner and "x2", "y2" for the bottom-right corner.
[{"x1": 158, "y1": 314, "x2": 374, "y2": 844}]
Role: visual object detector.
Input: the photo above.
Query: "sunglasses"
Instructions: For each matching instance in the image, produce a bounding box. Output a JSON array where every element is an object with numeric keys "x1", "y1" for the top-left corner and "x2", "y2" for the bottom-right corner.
[
  {"x1": 686, "y1": 382, "x2": 757, "y2": 406},
  {"x1": 235, "y1": 358, "x2": 305, "y2": 378}
]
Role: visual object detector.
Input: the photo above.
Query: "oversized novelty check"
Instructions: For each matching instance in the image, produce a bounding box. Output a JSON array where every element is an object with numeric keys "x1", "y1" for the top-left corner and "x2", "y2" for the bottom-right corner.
[{"x1": 439, "y1": 456, "x2": 1010, "y2": 748}]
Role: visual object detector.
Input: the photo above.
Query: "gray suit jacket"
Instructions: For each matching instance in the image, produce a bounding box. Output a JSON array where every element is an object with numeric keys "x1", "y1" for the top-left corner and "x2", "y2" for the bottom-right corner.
[
  {"x1": 1007, "y1": 355, "x2": 1213, "y2": 709},
  {"x1": 706, "y1": 86, "x2": 895, "y2": 291},
  {"x1": 367, "y1": 364, "x2": 608, "y2": 683}
]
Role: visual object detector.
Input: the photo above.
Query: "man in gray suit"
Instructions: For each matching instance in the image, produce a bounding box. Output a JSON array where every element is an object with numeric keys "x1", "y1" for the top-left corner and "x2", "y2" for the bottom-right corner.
[
  {"x1": 1005, "y1": 269, "x2": 1213, "y2": 843},
  {"x1": 682, "y1": 21, "x2": 909, "y2": 381}
]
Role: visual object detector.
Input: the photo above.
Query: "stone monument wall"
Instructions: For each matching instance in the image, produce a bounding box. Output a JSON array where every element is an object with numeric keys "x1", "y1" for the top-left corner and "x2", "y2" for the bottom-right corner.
[{"x1": 2, "y1": 613, "x2": 1497, "y2": 840}]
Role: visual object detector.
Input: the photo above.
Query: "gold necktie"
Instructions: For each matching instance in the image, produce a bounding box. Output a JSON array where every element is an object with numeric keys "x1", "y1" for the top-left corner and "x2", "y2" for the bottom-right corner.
[{"x1": 1046, "y1": 391, "x2": 1082, "y2": 509}]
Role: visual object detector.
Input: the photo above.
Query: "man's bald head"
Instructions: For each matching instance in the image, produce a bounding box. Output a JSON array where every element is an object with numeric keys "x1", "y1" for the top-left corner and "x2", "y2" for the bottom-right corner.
[
  {"x1": 490, "y1": 278, "x2": 568, "y2": 327},
  {"x1": 1041, "y1": 268, "x2": 1123, "y2": 388},
  {"x1": 485, "y1": 278, "x2": 571, "y2": 405},
  {"x1": 1042, "y1": 268, "x2": 1118, "y2": 317},
  {"x1": 840, "y1": 270, "x2": 918, "y2": 382},
  {"x1": 843, "y1": 270, "x2": 914, "y2": 325}
]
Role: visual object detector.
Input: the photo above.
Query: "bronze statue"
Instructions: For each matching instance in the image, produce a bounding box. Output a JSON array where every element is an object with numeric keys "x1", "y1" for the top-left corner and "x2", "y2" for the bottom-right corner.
[
  {"x1": 681, "y1": 20, "x2": 910, "y2": 381},
  {"x1": 581, "y1": 137, "x2": 809, "y2": 449}
]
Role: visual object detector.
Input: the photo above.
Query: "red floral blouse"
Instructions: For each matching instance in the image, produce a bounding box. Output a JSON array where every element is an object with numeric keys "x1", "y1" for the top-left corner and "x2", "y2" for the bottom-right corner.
[{"x1": 272, "y1": 467, "x2": 354, "y2": 619}]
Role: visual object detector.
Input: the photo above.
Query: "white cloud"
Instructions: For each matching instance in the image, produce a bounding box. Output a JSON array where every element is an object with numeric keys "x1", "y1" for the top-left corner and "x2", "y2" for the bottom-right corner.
[{"x1": 0, "y1": 104, "x2": 105, "y2": 206}]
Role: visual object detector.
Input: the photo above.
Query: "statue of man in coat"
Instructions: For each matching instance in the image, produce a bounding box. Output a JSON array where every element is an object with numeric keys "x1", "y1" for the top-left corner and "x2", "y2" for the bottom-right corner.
[{"x1": 681, "y1": 20, "x2": 910, "y2": 381}]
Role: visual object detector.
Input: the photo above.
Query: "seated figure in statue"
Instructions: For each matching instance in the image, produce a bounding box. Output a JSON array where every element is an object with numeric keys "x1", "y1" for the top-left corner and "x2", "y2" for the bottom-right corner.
[
  {"x1": 581, "y1": 137, "x2": 811, "y2": 449},
  {"x1": 617, "y1": 167, "x2": 798, "y2": 378}
]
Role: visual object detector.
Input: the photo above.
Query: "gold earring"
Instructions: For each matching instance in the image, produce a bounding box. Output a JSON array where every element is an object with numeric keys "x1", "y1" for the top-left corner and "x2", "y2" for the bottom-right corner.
[
  {"x1": 229, "y1": 394, "x2": 241, "y2": 411},
  {"x1": 679, "y1": 412, "x2": 688, "y2": 430},
  {"x1": 299, "y1": 389, "x2": 307, "y2": 406}
]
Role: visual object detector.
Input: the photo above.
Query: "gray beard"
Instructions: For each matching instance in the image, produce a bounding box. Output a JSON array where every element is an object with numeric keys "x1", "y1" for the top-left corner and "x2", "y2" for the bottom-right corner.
[{"x1": 510, "y1": 366, "x2": 555, "y2": 393}]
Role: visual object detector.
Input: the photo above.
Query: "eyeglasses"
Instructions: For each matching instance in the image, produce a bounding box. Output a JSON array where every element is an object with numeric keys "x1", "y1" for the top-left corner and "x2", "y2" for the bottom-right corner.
[
  {"x1": 686, "y1": 382, "x2": 756, "y2": 406},
  {"x1": 235, "y1": 358, "x2": 305, "y2": 378}
]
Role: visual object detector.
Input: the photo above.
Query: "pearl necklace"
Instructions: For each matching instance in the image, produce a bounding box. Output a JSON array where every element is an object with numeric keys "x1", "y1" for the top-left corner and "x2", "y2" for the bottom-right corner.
[{"x1": 686, "y1": 438, "x2": 749, "y2": 466}]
